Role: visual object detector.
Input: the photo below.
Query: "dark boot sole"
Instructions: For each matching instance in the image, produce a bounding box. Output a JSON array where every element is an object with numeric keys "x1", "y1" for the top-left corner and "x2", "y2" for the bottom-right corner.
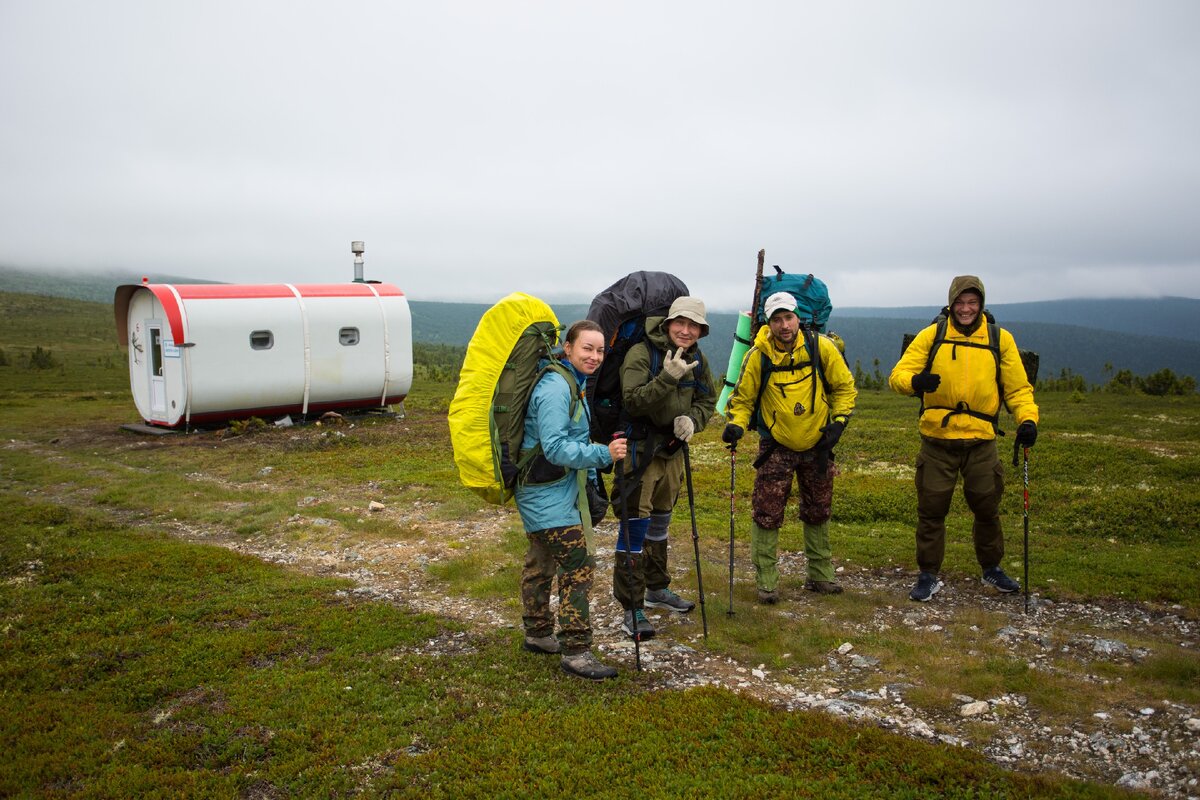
[
  {"x1": 644, "y1": 599, "x2": 695, "y2": 613},
  {"x1": 620, "y1": 628, "x2": 656, "y2": 640}
]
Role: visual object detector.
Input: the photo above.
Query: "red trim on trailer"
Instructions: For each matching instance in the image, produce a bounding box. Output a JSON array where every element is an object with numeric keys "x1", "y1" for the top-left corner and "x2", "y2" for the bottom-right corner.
[
  {"x1": 171, "y1": 283, "x2": 406, "y2": 300},
  {"x1": 140, "y1": 285, "x2": 188, "y2": 344},
  {"x1": 144, "y1": 394, "x2": 408, "y2": 427}
]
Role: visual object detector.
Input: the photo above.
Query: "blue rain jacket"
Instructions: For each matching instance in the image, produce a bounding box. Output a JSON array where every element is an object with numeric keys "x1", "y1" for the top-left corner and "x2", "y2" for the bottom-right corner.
[{"x1": 515, "y1": 360, "x2": 613, "y2": 532}]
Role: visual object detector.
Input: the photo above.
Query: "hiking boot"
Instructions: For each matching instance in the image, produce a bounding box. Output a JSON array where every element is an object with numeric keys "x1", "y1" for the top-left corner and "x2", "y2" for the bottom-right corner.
[
  {"x1": 522, "y1": 634, "x2": 560, "y2": 654},
  {"x1": 909, "y1": 571, "x2": 943, "y2": 602},
  {"x1": 804, "y1": 580, "x2": 844, "y2": 595},
  {"x1": 620, "y1": 609, "x2": 656, "y2": 640},
  {"x1": 644, "y1": 587, "x2": 695, "y2": 613},
  {"x1": 757, "y1": 588, "x2": 778, "y2": 605},
  {"x1": 560, "y1": 651, "x2": 618, "y2": 681},
  {"x1": 982, "y1": 567, "x2": 1020, "y2": 593}
]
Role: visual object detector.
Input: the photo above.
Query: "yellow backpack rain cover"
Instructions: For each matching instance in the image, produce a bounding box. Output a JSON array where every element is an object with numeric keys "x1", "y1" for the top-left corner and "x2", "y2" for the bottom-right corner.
[{"x1": 448, "y1": 292, "x2": 561, "y2": 505}]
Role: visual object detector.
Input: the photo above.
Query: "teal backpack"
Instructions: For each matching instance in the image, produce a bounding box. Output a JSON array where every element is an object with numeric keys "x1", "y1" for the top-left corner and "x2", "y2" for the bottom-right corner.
[{"x1": 755, "y1": 267, "x2": 833, "y2": 332}]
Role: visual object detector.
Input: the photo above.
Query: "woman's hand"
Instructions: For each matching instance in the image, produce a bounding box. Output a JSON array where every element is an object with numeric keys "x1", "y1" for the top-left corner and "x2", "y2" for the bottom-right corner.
[{"x1": 608, "y1": 437, "x2": 628, "y2": 462}]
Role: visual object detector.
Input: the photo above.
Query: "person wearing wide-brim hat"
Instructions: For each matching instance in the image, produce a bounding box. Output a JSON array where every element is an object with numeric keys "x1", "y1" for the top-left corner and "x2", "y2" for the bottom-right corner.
[
  {"x1": 722, "y1": 291, "x2": 858, "y2": 603},
  {"x1": 613, "y1": 296, "x2": 716, "y2": 639}
]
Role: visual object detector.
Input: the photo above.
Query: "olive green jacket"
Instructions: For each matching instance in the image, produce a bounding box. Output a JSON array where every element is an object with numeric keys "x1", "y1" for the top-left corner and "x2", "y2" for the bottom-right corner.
[{"x1": 619, "y1": 315, "x2": 717, "y2": 437}]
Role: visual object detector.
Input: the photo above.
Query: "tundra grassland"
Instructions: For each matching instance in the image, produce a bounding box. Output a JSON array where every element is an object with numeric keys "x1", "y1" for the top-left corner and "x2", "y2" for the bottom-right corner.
[{"x1": 2, "y1": 290, "x2": 1195, "y2": 797}]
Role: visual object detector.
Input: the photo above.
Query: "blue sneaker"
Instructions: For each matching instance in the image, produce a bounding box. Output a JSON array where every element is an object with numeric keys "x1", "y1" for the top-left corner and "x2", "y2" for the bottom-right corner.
[
  {"x1": 982, "y1": 567, "x2": 1020, "y2": 593},
  {"x1": 909, "y1": 571, "x2": 943, "y2": 602}
]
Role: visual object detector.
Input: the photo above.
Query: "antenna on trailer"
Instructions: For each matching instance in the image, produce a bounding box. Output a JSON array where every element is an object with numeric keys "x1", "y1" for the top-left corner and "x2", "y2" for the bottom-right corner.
[{"x1": 351, "y1": 240, "x2": 365, "y2": 282}]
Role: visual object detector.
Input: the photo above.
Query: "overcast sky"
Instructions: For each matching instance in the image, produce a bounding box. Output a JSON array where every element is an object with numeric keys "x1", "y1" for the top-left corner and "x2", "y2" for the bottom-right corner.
[{"x1": 2, "y1": 1, "x2": 1198, "y2": 309}]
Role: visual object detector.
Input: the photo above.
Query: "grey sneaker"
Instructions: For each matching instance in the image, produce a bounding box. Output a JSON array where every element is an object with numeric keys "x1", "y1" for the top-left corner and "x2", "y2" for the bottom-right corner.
[
  {"x1": 982, "y1": 567, "x2": 1020, "y2": 593},
  {"x1": 757, "y1": 588, "x2": 778, "y2": 605},
  {"x1": 522, "y1": 634, "x2": 560, "y2": 654},
  {"x1": 644, "y1": 587, "x2": 695, "y2": 613},
  {"x1": 560, "y1": 651, "x2": 618, "y2": 680},
  {"x1": 909, "y1": 571, "x2": 943, "y2": 602},
  {"x1": 620, "y1": 609, "x2": 656, "y2": 640}
]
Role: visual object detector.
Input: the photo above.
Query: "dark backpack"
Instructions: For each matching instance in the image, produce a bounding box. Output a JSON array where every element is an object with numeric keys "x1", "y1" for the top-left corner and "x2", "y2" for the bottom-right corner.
[
  {"x1": 900, "y1": 309, "x2": 1040, "y2": 435},
  {"x1": 586, "y1": 270, "x2": 692, "y2": 443}
]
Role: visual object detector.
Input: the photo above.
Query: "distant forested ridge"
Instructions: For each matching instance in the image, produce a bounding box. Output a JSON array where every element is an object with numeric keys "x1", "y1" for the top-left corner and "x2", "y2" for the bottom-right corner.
[
  {"x1": 2, "y1": 264, "x2": 1197, "y2": 387},
  {"x1": 411, "y1": 300, "x2": 1200, "y2": 387}
]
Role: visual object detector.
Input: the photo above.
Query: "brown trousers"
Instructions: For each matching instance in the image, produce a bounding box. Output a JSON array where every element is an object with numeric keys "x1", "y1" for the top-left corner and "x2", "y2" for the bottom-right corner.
[{"x1": 914, "y1": 437, "x2": 1005, "y2": 574}]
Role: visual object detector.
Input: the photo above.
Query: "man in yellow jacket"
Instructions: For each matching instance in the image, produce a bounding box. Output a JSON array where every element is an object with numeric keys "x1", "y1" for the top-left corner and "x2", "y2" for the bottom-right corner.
[
  {"x1": 889, "y1": 276, "x2": 1039, "y2": 602},
  {"x1": 722, "y1": 292, "x2": 858, "y2": 602}
]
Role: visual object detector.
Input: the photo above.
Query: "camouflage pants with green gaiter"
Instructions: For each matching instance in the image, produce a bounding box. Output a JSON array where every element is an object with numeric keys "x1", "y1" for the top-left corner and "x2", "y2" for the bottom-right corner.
[
  {"x1": 915, "y1": 437, "x2": 1005, "y2": 574},
  {"x1": 521, "y1": 524, "x2": 594, "y2": 655},
  {"x1": 750, "y1": 440, "x2": 838, "y2": 586}
]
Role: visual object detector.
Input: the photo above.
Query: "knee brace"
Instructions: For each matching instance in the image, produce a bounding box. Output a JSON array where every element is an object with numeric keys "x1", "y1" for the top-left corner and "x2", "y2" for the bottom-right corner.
[
  {"x1": 647, "y1": 511, "x2": 672, "y2": 542},
  {"x1": 616, "y1": 517, "x2": 650, "y2": 554}
]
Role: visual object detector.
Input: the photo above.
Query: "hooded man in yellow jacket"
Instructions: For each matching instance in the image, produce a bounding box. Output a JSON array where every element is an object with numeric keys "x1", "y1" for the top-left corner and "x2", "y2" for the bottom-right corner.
[
  {"x1": 722, "y1": 291, "x2": 858, "y2": 602},
  {"x1": 889, "y1": 276, "x2": 1039, "y2": 602}
]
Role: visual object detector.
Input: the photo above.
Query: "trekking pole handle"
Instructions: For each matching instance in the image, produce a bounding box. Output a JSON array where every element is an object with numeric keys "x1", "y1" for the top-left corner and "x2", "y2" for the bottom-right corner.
[{"x1": 608, "y1": 430, "x2": 628, "y2": 463}]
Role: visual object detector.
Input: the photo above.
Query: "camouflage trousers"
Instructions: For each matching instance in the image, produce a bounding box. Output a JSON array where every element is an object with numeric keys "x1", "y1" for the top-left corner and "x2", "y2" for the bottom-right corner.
[
  {"x1": 521, "y1": 524, "x2": 594, "y2": 655},
  {"x1": 751, "y1": 441, "x2": 838, "y2": 529}
]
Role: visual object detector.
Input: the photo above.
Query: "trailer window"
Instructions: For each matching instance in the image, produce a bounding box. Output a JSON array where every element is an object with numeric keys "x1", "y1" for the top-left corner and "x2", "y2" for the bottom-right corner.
[
  {"x1": 339, "y1": 327, "x2": 360, "y2": 346},
  {"x1": 150, "y1": 328, "x2": 164, "y2": 376},
  {"x1": 250, "y1": 330, "x2": 274, "y2": 350}
]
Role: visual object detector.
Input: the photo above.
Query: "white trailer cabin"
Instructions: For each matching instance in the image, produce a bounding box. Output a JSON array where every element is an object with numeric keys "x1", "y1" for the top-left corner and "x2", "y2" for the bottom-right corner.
[{"x1": 114, "y1": 281, "x2": 413, "y2": 428}]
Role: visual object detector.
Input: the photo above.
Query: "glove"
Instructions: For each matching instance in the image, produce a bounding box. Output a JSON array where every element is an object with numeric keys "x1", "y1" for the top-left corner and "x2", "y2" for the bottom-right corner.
[
  {"x1": 673, "y1": 415, "x2": 695, "y2": 442},
  {"x1": 911, "y1": 371, "x2": 941, "y2": 393},
  {"x1": 722, "y1": 423, "x2": 744, "y2": 444},
  {"x1": 1015, "y1": 420, "x2": 1037, "y2": 448},
  {"x1": 586, "y1": 476, "x2": 609, "y2": 527},
  {"x1": 662, "y1": 348, "x2": 699, "y2": 381},
  {"x1": 816, "y1": 419, "x2": 845, "y2": 451}
]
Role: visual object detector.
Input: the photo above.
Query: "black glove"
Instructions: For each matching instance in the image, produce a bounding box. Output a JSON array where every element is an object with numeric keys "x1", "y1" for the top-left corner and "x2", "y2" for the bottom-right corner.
[
  {"x1": 586, "y1": 475, "x2": 609, "y2": 527},
  {"x1": 722, "y1": 423, "x2": 744, "y2": 444},
  {"x1": 911, "y1": 372, "x2": 941, "y2": 393},
  {"x1": 1015, "y1": 421, "x2": 1037, "y2": 448},
  {"x1": 816, "y1": 419, "x2": 845, "y2": 451}
]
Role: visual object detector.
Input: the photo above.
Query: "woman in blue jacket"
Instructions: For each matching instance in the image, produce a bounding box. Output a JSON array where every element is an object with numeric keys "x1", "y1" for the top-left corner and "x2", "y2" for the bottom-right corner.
[{"x1": 517, "y1": 319, "x2": 627, "y2": 680}]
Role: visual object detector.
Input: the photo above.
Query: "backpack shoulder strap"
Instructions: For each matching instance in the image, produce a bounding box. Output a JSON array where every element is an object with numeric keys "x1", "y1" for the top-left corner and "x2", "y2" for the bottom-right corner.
[
  {"x1": 516, "y1": 362, "x2": 582, "y2": 478},
  {"x1": 919, "y1": 311, "x2": 1007, "y2": 435}
]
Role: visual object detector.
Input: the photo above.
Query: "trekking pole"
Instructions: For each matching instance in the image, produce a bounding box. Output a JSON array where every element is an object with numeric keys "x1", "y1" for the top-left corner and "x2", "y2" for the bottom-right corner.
[
  {"x1": 727, "y1": 441, "x2": 737, "y2": 617},
  {"x1": 613, "y1": 432, "x2": 641, "y2": 671},
  {"x1": 1022, "y1": 446, "x2": 1031, "y2": 615},
  {"x1": 682, "y1": 443, "x2": 708, "y2": 639}
]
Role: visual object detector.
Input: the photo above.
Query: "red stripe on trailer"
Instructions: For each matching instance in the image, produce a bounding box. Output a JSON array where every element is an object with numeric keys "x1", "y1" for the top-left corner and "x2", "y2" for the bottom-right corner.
[
  {"x1": 172, "y1": 283, "x2": 406, "y2": 300},
  {"x1": 139, "y1": 285, "x2": 188, "y2": 345},
  {"x1": 152, "y1": 393, "x2": 409, "y2": 426}
]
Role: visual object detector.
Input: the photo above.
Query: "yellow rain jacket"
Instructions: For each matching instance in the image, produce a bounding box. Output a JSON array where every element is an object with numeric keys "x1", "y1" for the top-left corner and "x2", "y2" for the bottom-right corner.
[
  {"x1": 725, "y1": 325, "x2": 857, "y2": 452},
  {"x1": 890, "y1": 315, "x2": 1038, "y2": 441}
]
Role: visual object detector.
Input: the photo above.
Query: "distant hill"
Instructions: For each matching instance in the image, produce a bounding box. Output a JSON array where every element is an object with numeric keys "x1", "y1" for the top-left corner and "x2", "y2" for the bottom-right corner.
[
  {"x1": 412, "y1": 301, "x2": 1200, "y2": 387},
  {"x1": 4, "y1": 265, "x2": 1196, "y2": 387},
  {"x1": 0, "y1": 264, "x2": 219, "y2": 303},
  {"x1": 839, "y1": 297, "x2": 1200, "y2": 343}
]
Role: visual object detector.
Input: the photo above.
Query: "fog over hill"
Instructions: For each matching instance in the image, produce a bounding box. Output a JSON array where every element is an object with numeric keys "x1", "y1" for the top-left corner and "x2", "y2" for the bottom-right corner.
[{"x1": 3, "y1": 264, "x2": 1197, "y2": 387}]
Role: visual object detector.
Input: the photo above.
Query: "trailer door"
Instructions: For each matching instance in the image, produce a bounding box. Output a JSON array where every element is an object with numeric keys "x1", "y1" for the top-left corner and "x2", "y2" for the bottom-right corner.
[{"x1": 148, "y1": 324, "x2": 167, "y2": 419}]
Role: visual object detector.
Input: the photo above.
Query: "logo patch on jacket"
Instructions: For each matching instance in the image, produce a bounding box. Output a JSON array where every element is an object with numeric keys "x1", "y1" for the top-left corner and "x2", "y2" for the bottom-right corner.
[{"x1": 793, "y1": 402, "x2": 806, "y2": 416}]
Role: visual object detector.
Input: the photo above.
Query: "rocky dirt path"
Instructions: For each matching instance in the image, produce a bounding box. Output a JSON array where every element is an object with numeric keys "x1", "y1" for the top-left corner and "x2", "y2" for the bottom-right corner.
[{"x1": 158, "y1": 497, "x2": 1200, "y2": 799}]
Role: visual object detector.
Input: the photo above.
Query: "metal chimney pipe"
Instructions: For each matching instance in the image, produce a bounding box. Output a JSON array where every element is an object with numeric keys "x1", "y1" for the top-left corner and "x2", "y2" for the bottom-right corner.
[{"x1": 351, "y1": 240, "x2": 365, "y2": 282}]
